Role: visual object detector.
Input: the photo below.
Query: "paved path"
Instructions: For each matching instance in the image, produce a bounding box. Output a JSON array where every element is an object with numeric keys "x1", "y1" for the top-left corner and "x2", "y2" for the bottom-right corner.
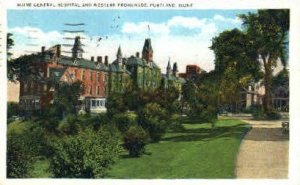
[{"x1": 235, "y1": 119, "x2": 289, "y2": 178}]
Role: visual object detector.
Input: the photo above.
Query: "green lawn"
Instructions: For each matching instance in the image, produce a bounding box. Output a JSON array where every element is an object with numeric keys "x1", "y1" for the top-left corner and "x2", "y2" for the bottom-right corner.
[
  {"x1": 23, "y1": 118, "x2": 250, "y2": 178},
  {"x1": 107, "y1": 119, "x2": 251, "y2": 179}
]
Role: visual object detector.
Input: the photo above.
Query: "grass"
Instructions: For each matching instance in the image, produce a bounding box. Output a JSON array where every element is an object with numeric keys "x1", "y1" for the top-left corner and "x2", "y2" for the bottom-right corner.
[
  {"x1": 107, "y1": 119, "x2": 251, "y2": 178},
  {"x1": 15, "y1": 118, "x2": 250, "y2": 178},
  {"x1": 29, "y1": 158, "x2": 53, "y2": 178}
]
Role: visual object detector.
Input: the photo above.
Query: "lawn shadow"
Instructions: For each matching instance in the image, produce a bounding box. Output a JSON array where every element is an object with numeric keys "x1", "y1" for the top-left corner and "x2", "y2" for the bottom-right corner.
[
  {"x1": 243, "y1": 127, "x2": 289, "y2": 141},
  {"x1": 162, "y1": 124, "x2": 250, "y2": 143}
]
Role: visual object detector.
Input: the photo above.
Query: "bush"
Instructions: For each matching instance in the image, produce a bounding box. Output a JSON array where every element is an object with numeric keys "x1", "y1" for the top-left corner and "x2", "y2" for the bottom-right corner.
[
  {"x1": 7, "y1": 102, "x2": 19, "y2": 123},
  {"x1": 123, "y1": 126, "x2": 148, "y2": 157},
  {"x1": 168, "y1": 114, "x2": 185, "y2": 132},
  {"x1": 58, "y1": 114, "x2": 81, "y2": 135},
  {"x1": 7, "y1": 121, "x2": 48, "y2": 178},
  {"x1": 198, "y1": 105, "x2": 218, "y2": 123},
  {"x1": 139, "y1": 103, "x2": 168, "y2": 142},
  {"x1": 251, "y1": 105, "x2": 282, "y2": 120},
  {"x1": 266, "y1": 111, "x2": 282, "y2": 120},
  {"x1": 49, "y1": 127, "x2": 121, "y2": 178},
  {"x1": 7, "y1": 132, "x2": 34, "y2": 178},
  {"x1": 112, "y1": 112, "x2": 138, "y2": 133}
]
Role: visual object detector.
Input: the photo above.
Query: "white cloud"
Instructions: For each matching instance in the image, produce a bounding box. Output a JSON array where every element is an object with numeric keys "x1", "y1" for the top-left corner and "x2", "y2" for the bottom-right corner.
[
  {"x1": 213, "y1": 14, "x2": 242, "y2": 25},
  {"x1": 167, "y1": 16, "x2": 206, "y2": 29}
]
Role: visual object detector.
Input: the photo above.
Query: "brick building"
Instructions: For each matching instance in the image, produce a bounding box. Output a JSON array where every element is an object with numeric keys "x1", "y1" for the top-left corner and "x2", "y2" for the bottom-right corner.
[
  {"x1": 18, "y1": 37, "x2": 169, "y2": 114},
  {"x1": 179, "y1": 64, "x2": 205, "y2": 79}
]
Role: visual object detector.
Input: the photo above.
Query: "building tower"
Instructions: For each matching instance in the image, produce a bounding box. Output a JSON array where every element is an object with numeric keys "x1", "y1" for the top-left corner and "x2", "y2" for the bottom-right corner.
[
  {"x1": 172, "y1": 62, "x2": 178, "y2": 77},
  {"x1": 72, "y1": 36, "x2": 84, "y2": 59},
  {"x1": 166, "y1": 59, "x2": 172, "y2": 77},
  {"x1": 116, "y1": 45, "x2": 122, "y2": 65},
  {"x1": 142, "y1": 38, "x2": 153, "y2": 62}
]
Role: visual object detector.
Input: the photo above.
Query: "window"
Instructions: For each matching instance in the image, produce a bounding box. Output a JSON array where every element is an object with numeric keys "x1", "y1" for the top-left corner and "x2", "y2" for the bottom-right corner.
[
  {"x1": 81, "y1": 70, "x2": 85, "y2": 80},
  {"x1": 89, "y1": 86, "x2": 93, "y2": 94},
  {"x1": 90, "y1": 71, "x2": 93, "y2": 81},
  {"x1": 24, "y1": 83, "x2": 28, "y2": 93},
  {"x1": 92, "y1": 100, "x2": 96, "y2": 107},
  {"x1": 96, "y1": 86, "x2": 99, "y2": 95},
  {"x1": 97, "y1": 73, "x2": 100, "y2": 82},
  {"x1": 74, "y1": 69, "x2": 78, "y2": 78}
]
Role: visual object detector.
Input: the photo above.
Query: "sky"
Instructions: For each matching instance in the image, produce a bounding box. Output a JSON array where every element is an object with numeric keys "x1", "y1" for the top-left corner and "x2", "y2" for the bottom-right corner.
[{"x1": 8, "y1": 9, "x2": 255, "y2": 73}]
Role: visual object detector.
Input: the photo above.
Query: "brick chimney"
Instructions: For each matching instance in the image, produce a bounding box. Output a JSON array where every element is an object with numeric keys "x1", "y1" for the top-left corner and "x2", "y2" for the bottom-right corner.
[
  {"x1": 97, "y1": 56, "x2": 103, "y2": 63},
  {"x1": 56, "y1": 45, "x2": 61, "y2": 57},
  {"x1": 104, "y1": 56, "x2": 108, "y2": 65},
  {"x1": 41, "y1": 46, "x2": 45, "y2": 53}
]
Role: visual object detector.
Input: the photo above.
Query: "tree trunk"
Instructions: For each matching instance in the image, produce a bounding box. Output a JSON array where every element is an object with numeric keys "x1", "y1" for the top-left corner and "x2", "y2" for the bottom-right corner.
[{"x1": 263, "y1": 57, "x2": 273, "y2": 113}]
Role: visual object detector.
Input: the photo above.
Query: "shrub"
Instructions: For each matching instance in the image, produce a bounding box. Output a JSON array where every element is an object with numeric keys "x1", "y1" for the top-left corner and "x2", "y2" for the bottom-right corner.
[
  {"x1": 139, "y1": 103, "x2": 168, "y2": 142},
  {"x1": 123, "y1": 126, "x2": 148, "y2": 157},
  {"x1": 251, "y1": 105, "x2": 282, "y2": 120},
  {"x1": 7, "y1": 132, "x2": 34, "y2": 178},
  {"x1": 112, "y1": 112, "x2": 138, "y2": 133},
  {"x1": 198, "y1": 105, "x2": 218, "y2": 123},
  {"x1": 49, "y1": 127, "x2": 121, "y2": 178},
  {"x1": 7, "y1": 121, "x2": 48, "y2": 178},
  {"x1": 79, "y1": 113, "x2": 111, "y2": 130},
  {"x1": 266, "y1": 111, "x2": 282, "y2": 120},
  {"x1": 7, "y1": 102, "x2": 19, "y2": 118},
  {"x1": 58, "y1": 114, "x2": 81, "y2": 135},
  {"x1": 168, "y1": 114, "x2": 185, "y2": 132}
]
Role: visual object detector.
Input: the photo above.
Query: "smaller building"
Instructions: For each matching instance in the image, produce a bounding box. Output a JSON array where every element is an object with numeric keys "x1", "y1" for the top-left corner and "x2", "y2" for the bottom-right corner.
[
  {"x1": 161, "y1": 59, "x2": 185, "y2": 92},
  {"x1": 179, "y1": 64, "x2": 205, "y2": 79}
]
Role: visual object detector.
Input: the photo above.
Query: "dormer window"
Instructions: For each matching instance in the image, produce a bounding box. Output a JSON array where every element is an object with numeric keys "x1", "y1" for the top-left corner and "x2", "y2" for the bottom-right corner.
[{"x1": 73, "y1": 59, "x2": 78, "y2": 65}]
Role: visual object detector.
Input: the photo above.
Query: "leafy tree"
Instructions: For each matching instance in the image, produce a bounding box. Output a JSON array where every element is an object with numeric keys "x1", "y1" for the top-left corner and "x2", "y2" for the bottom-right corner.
[
  {"x1": 7, "y1": 33, "x2": 15, "y2": 81},
  {"x1": 139, "y1": 103, "x2": 168, "y2": 142},
  {"x1": 106, "y1": 92, "x2": 128, "y2": 117},
  {"x1": 49, "y1": 127, "x2": 121, "y2": 178},
  {"x1": 112, "y1": 112, "x2": 138, "y2": 133},
  {"x1": 211, "y1": 29, "x2": 262, "y2": 109},
  {"x1": 53, "y1": 81, "x2": 83, "y2": 117},
  {"x1": 239, "y1": 9, "x2": 289, "y2": 113},
  {"x1": 123, "y1": 125, "x2": 148, "y2": 157},
  {"x1": 272, "y1": 68, "x2": 289, "y2": 89}
]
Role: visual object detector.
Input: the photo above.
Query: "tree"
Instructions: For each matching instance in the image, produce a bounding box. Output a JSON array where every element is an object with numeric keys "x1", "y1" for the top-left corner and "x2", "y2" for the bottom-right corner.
[
  {"x1": 106, "y1": 92, "x2": 128, "y2": 117},
  {"x1": 239, "y1": 10, "x2": 289, "y2": 113},
  {"x1": 7, "y1": 33, "x2": 15, "y2": 81},
  {"x1": 123, "y1": 125, "x2": 148, "y2": 157},
  {"x1": 211, "y1": 29, "x2": 262, "y2": 109},
  {"x1": 53, "y1": 81, "x2": 83, "y2": 117},
  {"x1": 139, "y1": 103, "x2": 168, "y2": 142}
]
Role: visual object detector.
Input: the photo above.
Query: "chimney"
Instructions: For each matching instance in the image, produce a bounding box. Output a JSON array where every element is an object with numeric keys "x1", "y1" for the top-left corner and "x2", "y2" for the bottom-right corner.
[
  {"x1": 104, "y1": 56, "x2": 108, "y2": 65},
  {"x1": 97, "y1": 56, "x2": 103, "y2": 63},
  {"x1": 136, "y1": 52, "x2": 140, "y2": 58},
  {"x1": 91, "y1": 56, "x2": 95, "y2": 62},
  {"x1": 56, "y1": 45, "x2": 61, "y2": 57},
  {"x1": 41, "y1": 46, "x2": 45, "y2": 53}
]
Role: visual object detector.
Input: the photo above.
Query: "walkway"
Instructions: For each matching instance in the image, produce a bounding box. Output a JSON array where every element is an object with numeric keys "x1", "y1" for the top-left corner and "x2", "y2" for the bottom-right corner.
[{"x1": 235, "y1": 119, "x2": 289, "y2": 178}]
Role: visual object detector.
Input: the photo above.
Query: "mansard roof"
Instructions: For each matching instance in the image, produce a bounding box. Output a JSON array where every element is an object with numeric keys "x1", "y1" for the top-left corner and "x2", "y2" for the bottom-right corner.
[
  {"x1": 162, "y1": 74, "x2": 186, "y2": 83},
  {"x1": 58, "y1": 56, "x2": 108, "y2": 71},
  {"x1": 109, "y1": 63, "x2": 131, "y2": 74},
  {"x1": 126, "y1": 56, "x2": 160, "y2": 69}
]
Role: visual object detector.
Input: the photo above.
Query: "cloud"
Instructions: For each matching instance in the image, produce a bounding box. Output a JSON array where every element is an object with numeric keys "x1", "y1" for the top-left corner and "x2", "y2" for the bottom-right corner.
[{"x1": 213, "y1": 14, "x2": 242, "y2": 25}]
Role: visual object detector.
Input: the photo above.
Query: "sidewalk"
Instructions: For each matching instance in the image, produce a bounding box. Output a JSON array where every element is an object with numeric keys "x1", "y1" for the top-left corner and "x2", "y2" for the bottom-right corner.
[{"x1": 235, "y1": 119, "x2": 289, "y2": 178}]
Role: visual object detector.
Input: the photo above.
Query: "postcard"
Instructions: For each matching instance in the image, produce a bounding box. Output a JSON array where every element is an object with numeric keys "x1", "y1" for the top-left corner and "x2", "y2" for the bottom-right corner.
[{"x1": 1, "y1": 0, "x2": 300, "y2": 185}]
